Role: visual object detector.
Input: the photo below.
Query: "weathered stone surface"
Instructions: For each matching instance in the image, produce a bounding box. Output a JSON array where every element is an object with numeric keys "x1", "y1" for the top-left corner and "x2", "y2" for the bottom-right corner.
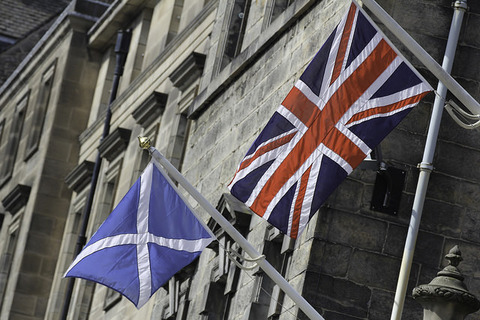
[
  {"x1": 348, "y1": 250, "x2": 415, "y2": 292},
  {"x1": 308, "y1": 239, "x2": 352, "y2": 277},
  {"x1": 322, "y1": 209, "x2": 388, "y2": 252},
  {"x1": 384, "y1": 225, "x2": 444, "y2": 267},
  {"x1": 304, "y1": 271, "x2": 371, "y2": 318}
]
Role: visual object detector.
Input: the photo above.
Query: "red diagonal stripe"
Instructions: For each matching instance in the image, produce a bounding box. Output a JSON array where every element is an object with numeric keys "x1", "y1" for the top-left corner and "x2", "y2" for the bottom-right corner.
[
  {"x1": 290, "y1": 166, "x2": 311, "y2": 239},
  {"x1": 346, "y1": 92, "x2": 429, "y2": 125},
  {"x1": 238, "y1": 132, "x2": 296, "y2": 172},
  {"x1": 323, "y1": 127, "x2": 366, "y2": 169},
  {"x1": 331, "y1": 3, "x2": 356, "y2": 85},
  {"x1": 251, "y1": 39, "x2": 396, "y2": 216},
  {"x1": 282, "y1": 87, "x2": 321, "y2": 127}
]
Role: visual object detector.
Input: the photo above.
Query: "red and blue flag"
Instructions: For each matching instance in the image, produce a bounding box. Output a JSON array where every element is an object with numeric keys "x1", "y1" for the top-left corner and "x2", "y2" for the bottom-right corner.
[{"x1": 228, "y1": 2, "x2": 432, "y2": 239}]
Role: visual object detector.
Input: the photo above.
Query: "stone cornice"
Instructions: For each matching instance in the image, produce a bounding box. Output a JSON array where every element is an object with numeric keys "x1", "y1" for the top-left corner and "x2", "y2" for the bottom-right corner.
[
  {"x1": 169, "y1": 52, "x2": 206, "y2": 92},
  {"x1": 132, "y1": 91, "x2": 167, "y2": 127},
  {"x1": 2, "y1": 184, "x2": 31, "y2": 215},
  {"x1": 98, "y1": 127, "x2": 132, "y2": 161},
  {"x1": 65, "y1": 160, "x2": 95, "y2": 192}
]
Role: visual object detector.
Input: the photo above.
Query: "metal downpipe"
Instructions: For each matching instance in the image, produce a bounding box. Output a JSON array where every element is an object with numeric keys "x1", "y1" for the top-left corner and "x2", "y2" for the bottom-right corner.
[{"x1": 390, "y1": 1, "x2": 467, "y2": 319}]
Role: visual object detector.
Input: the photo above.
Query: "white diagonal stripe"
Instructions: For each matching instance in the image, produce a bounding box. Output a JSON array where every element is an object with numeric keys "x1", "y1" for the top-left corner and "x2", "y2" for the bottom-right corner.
[
  {"x1": 137, "y1": 163, "x2": 153, "y2": 307},
  {"x1": 64, "y1": 233, "x2": 212, "y2": 276}
]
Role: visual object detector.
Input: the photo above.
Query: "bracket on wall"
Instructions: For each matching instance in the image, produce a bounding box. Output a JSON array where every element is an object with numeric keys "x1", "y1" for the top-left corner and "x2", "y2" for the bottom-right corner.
[
  {"x1": 370, "y1": 165, "x2": 406, "y2": 215},
  {"x1": 358, "y1": 144, "x2": 407, "y2": 215}
]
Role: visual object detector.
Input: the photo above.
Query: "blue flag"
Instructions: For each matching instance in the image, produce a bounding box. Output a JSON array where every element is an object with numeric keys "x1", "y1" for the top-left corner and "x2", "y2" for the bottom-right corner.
[{"x1": 65, "y1": 161, "x2": 214, "y2": 308}]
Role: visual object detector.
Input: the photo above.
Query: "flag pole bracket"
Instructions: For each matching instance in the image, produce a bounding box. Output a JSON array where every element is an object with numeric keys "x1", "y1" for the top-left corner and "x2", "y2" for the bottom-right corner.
[
  {"x1": 227, "y1": 248, "x2": 265, "y2": 271},
  {"x1": 417, "y1": 162, "x2": 434, "y2": 172}
]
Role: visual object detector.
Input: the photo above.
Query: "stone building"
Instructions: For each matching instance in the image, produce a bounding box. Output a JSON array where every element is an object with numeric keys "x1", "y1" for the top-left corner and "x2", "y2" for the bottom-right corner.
[{"x1": 0, "y1": 0, "x2": 480, "y2": 319}]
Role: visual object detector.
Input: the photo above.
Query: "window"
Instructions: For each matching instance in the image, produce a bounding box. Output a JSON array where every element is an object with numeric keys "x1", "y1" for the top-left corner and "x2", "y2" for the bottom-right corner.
[
  {"x1": 66, "y1": 198, "x2": 96, "y2": 320},
  {"x1": 200, "y1": 194, "x2": 251, "y2": 319},
  {"x1": 249, "y1": 227, "x2": 294, "y2": 319},
  {"x1": 0, "y1": 119, "x2": 5, "y2": 155},
  {"x1": 166, "y1": 0, "x2": 184, "y2": 46},
  {"x1": 25, "y1": 62, "x2": 56, "y2": 159},
  {"x1": 0, "y1": 213, "x2": 21, "y2": 309},
  {"x1": 1, "y1": 93, "x2": 28, "y2": 184},
  {"x1": 92, "y1": 48, "x2": 116, "y2": 122},
  {"x1": 99, "y1": 160, "x2": 122, "y2": 310},
  {"x1": 160, "y1": 267, "x2": 195, "y2": 320},
  {"x1": 219, "y1": 0, "x2": 251, "y2": 71},
  {"x1": 264, "y1": 0, "x2": 295, "y2": 28},
  {"x1": 267, "y1": 235, "x2": 294, "y2": 319}
]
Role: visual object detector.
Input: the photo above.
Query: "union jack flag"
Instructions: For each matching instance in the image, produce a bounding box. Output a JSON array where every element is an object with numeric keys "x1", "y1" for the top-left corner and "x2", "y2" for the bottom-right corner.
[{"x1": 228, "y1": 2, "x2": 432, "y2": 239}]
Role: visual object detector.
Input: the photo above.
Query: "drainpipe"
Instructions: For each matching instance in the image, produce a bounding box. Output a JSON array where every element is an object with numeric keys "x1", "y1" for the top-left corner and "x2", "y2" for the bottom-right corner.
[
  {"x1": 390, "y1": 1, "x2": 467, "y2": 319},
  {"x1": 60, "y1": 29, "x2": 131, "y2": 320}
]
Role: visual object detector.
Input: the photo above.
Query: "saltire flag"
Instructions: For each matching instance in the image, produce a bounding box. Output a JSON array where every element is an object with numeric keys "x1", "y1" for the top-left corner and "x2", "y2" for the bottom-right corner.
[
  {"x1": 65, "y1": 161, "x2": 214, "y2": 308},
  {"x1": 228, "y1": 1, "x2": 432, "y2": 239}
]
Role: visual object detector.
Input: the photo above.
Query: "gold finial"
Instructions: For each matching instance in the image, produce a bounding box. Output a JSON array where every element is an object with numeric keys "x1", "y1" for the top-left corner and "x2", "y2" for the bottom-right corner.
[{"x1": 138, "y1": 136, "x2": 151, "y2": 149}]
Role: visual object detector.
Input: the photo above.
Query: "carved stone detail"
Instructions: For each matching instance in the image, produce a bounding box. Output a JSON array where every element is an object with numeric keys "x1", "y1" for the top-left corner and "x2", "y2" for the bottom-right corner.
[{"x1": 413, "y1": 246, "x2": 480, "y2": 318}]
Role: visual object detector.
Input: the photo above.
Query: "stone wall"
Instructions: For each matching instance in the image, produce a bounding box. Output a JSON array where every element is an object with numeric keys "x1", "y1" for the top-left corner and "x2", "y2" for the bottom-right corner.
[{"x1": 181, "y1": 0, "x2": 480, "y2": 319}]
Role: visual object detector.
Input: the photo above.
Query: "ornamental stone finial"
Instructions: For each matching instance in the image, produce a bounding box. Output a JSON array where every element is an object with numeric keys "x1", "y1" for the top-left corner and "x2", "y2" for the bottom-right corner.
[{"x1": 413, "y1": 246, "x2": 480, "y2": 320}]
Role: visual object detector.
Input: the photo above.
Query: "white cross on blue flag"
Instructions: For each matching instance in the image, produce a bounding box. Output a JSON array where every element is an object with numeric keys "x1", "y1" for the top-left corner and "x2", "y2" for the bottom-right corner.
[{"x1": 64, "y1": 161, "x2": 214, "y2": 308}]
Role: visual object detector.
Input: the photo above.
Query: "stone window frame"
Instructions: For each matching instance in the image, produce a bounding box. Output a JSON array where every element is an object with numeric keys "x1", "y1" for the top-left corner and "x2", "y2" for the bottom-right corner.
[
  {"x1": 0, "y1": 92, "x2": 29, "y2": 186},
  {"x1": 98, "y1": 158, "x2": 124, "y2": 311},
  {"x1": 95, "y1": 48, "x2": 116, "y2": 121},
  {"x1": 166, "y1": 0, "x2": 184, "y2": 47},
  {"x1": 0, "y1": 209, "x2": 23, "y2": 309},
  {"x1": 262, "y1": 0, "x2": 296, "y2": 30},
  {"x1": 160, "y1": 264, "x2": 196, "y2": 320},
  {"x1": 0, "y1": 119, "x2": 5, "y2": 179},
  {"x1": 64, "y1": 193, "x2": 97, "y2": 320},
  {"x1": 24, "y1": 60, "x2": 56, "y2": 160},
  {"x1": 0, "y1": 119, "x2": 5, "y2": 150},
  {"x1": 131, "y1": 8, "x2": 153, "y2": 82},
  {"x1": 248, "y1": 226, "x2": 295, "y2": 319},
  {"x1": 117, "y1": 7, "x2": 154, "y2": 91},
  {"x1": 267, "y1": 232, "x2": 294, "y2": 318},
  {"x1": 168, "y1": 51, "x2": 206, "y2": 170},
  {"x1": 52, "y1": 175, "x2": 92, "y2": 319},
  {"x1": 0, "y1": 183, "x2": 32, "y2": 303},
  {"x1": 95, "y1": 156, "x2": 123, "y2": 235},
  {"x1": 215, "y1": 0, "x2": 252, "y2": 74},
  {"x1": 200, "y1": 193, "x2": 251, "y2": 319}
]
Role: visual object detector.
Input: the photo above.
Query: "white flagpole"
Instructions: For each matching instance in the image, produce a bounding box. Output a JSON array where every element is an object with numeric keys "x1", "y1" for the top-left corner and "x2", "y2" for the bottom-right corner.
[
  {"x1": 140, "y1": 139, "x2": 324, "y2": 320},
  {"x1": 361, "y1": 0, "x2": 479, "y2": 115},
  {"x1": 359, "y1": 1, "x2": 468, "y2": 319}
]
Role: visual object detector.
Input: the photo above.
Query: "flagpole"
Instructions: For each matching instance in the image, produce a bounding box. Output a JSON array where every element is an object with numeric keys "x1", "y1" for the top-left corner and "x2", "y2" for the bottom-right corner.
[
  {"x1": 358, "y1": 1, "x2": 467, "y2": 319},
  {"x1": 139, "y1": 138, "x2": 324, "y2": 320},
  {"x1": 361, "y1": 0, "x2": 479, "y2": 115}
]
